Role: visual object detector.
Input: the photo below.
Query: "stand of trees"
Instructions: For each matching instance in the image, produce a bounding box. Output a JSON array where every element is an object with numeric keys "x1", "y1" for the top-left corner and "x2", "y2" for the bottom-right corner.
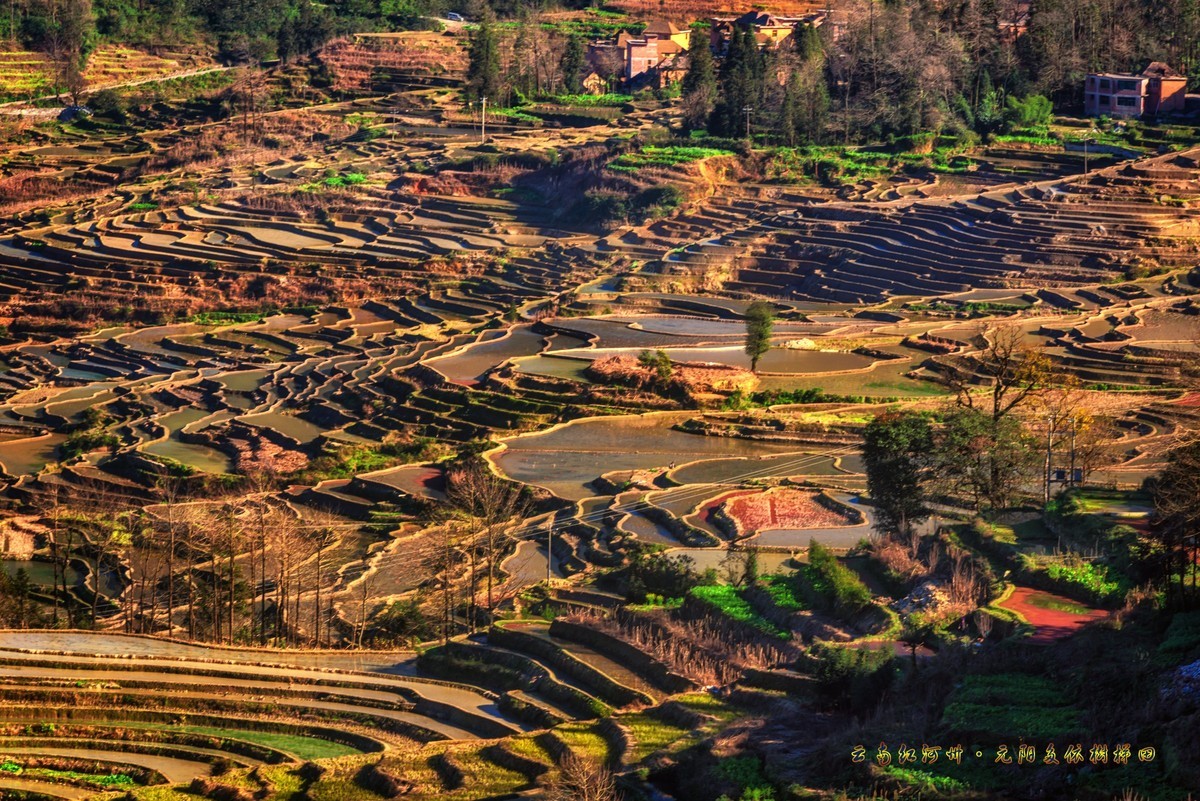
[{"x1": 683, "y1": 0, "x2": 1200, "y2": 144}]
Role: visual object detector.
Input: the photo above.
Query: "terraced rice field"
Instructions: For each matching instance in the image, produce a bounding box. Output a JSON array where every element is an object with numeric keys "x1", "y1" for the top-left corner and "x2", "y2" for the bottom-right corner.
[
  {"x1": 0, "y1": 46, "x2": 213, "y2": 102},
  {"x1": 0, "y1": 631, "x2": 531, "y2": 750},
  {"x1": 6, "y1": 24, "x2": 1200, "y2": 801},
  {"x1": 490, "y1": 413, "x2": 825, "y2": 500}
]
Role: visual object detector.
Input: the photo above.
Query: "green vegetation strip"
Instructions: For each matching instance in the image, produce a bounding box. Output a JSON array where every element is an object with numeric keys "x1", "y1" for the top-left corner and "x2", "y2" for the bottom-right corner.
[
  {"x1": 687, "y1": 585, "x2": 789, "y2": 639},
  {"x1": 608, "y1": 146, "x2": 734, "y2": 174},
  {"x1": 120, "y1": 724, "x2": 359, "y2": 761}
]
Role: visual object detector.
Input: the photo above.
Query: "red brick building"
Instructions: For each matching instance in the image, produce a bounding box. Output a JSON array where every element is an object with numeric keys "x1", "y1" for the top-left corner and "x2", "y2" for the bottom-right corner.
[{"x1": 1085, "y1": 63, "x2": 1188, "y2": 118}]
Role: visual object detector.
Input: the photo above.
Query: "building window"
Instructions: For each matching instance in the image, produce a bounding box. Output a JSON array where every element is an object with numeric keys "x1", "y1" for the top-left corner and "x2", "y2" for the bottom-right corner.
[
  {"x1": 1117, "y1": 79, "x2": 1139, "y2": 92},
  {"x1": 1116, "y1": 96, "x2": 1138, "y2": 107},
  {"x1": 1099, "y1": 95, "x2": 1111, "y2": 107},
  {"x1": 1099, "y1": 79, "x2": 1111, "y2": 90}
]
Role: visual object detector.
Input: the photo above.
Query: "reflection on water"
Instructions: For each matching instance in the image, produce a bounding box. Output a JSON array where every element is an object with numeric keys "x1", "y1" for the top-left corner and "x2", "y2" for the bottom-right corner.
[{"x1": 0, "y1": 434, "x2": 66, "y2": 477}]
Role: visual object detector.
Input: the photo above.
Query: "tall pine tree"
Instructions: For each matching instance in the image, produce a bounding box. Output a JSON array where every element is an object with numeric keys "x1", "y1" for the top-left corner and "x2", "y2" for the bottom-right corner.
[
  {"x1": 709, "y1": 26, "x2": 769, "y2": 138},
  {"x1": 561, "y1": 34, "x2": 585, "y2": 94},
  {"x1": 681, "y1": 27, "x2": 717, "y2": 130},
  {"x1": 465, "y1": 12, "x2": 502, "y2": 103}
]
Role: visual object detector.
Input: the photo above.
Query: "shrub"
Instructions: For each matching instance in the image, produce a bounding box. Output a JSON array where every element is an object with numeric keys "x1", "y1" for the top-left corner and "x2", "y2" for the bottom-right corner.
[
  {"x1": 565, "y1": 191, "x2": 628, "y2": 226},
  {"x1": 625, "y1": 551, "x2": 708, "y2": 601},
  {"x1": 810, "y1": 642, "x2": 894, "y2": 712},
  {"x1": 631, "y1": 185, "x2": 683, "y2": 218},
  {"x1": 804, "y1": 541, "x2": 872, "y2": 616},
  {"x1": 60, "y1": 429, "x2": 119, "y2": 460},
  {"x1": 1158, "y1": 610, "x2": 1200, "y2": 662},
  {"x1": 1042, "y1": 559, "x2": 1126, "y2": 605}
]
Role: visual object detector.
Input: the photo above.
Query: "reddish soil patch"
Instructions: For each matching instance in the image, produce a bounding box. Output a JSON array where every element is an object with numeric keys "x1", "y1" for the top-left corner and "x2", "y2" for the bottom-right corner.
[
  {"x1": 724, "y1": 488, "x2": 852, "y2": 534},
  {"x1": 696, "y1": 489, "x2": 755, "y2": 527},
  {"x1": 997, "y1": 586, "x2": 1108, "y2": 644},
  {"x1": 1175, "y1": 392, "x2": 1200, "y2": 407},
  {"x1": 586, "y1": 354, "x2": 757, "y2": 393}
]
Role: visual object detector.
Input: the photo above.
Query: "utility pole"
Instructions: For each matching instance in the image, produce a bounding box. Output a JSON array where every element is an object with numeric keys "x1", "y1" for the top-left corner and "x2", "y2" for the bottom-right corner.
[
  {"x1": 743, "y1": 104, "x2": 753, "y2": 140},
  {"x1": 481, "y1": 96, "x2": 487, "y2": 143},
  {"x1": 546, "y1": 524, "x2": 553, "y2": 584},
  {"x1": 1069, "y1": 417, "x2": 1078, "y2": 487},
  {"x1": 1044, "y1": 415, "x2": 1055, "y2": 504}
]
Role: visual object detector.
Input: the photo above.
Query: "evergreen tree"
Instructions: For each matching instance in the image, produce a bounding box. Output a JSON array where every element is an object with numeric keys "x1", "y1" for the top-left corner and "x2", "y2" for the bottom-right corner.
[
  {"x1": 975, "y1": 70, "x2": 1003, "y2": 132},
  {"x1": 465, "y1": 11, "x2": 502, "y2": 103},
  {"x1": 561, "y1": 33, "x2": 585, "y2": 94},
  {"x1": 793, "y1": 21, "x2": 822, "y2": 61},
  {"x1": 711, "y1": 26, "x2": 761, "y2": 137},
  {"x1": 681, "y1": 27, "x2": 717, "y2": 130},
  {"x1": 863, "y1": 411, "x2": 933, "y2": 537},
  {"x1": 743, "y1": 300, "x2": 774, "y2": 373}
]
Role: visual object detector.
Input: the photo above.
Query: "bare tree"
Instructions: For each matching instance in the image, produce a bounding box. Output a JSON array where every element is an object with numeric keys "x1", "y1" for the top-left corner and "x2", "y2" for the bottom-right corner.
[
  {"x1": 36, "y1": 484, "x2": 66, "y2": 626},
  {"x1": 46, "y1": 0, "x2": 93, "y2": 106},
  {"x1": 423, "y1": 521, "x2": 469, "y2": 644},
  {"x1": 306, "y1": 511, "x2": 341, "y2": 648},
  {"x1": 352, "y1": 569, "x2": 376, "y2": 648},
  {"x1": 445, "y1": 462, "x2": 528, "y2": 616},
  {"x1": 547, "y1": 752, "x2": 618, "y2": 801},
  {"x1": 268, "y1": 512, "x2": 310, "y2": 645},
  {"x1": 934, "y1": 323, "x2": 1051, "y2": 421},
  {"x1": 974, "y1": 609, "x2": 994, "y2": 641}
]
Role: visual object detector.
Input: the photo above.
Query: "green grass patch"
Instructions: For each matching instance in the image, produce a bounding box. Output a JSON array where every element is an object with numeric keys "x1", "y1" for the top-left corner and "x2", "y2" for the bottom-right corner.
[
  {"x1": 760, "y1": 574, "x2": 806, "y2": 611},
  {"x1": 325, "y1": 172, "x2": 367, "y2": 188},
  {"x1": 994, "y1": 133, "x2": 1059, "y2": 146},
  {"x1": 116, "y1": 722, "x2": 360, "y2": 760},
  {"x1": 670, "y1": 692, "x2": 740, "y2": 722},
  {"x1": 305, "y1": 777, "x2": 390, "y2": 801},
  {"x1": 688, "y1": 584, "x2": 789, "y2": 639},
  {"x1": 189, "y1": 310, "x2": 269, "y2": 325},
  {"x1": 539, "y1": 93, "x2": 631, "y2": 107},
  {"x1": 29, "y1": 769, "x2": 136, "y2": 787},
  {"x1": 766, "y1": 145, "x2": 894, "y2": 184},
  {"x1": 552, "y1": 722, "x2": 609, "y2": 762},
  {"x1": 882, "y1": 766, "x2": 967, "y2": 792},
  {"x1": 1025, "y1": 592, "x2": 1093, "y2": 615},
  {"x1": 608, "y1": 145, "x2": 734, "y2": 174},
  {"x1": 620, "y1": 712, "x2": 691, "y2": 760},
  {"x1": 489, "y1": 107, "x2": 541, "y2": 124},
  {"x1": 941, "y1": 701, "x2": 1081, "y2": 741},
  {"x1": 941, "y1": 674, "x2": 1080, "y2": 740}
]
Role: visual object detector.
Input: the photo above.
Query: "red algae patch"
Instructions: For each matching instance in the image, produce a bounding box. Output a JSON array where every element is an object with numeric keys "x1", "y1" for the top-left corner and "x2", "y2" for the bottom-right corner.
[{"x1": 997, "y1": 586, "x2": 1108, "y2": 644}]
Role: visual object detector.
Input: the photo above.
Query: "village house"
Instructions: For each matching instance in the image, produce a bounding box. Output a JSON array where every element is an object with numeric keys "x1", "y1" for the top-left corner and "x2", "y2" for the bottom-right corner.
[
  {"x1": 586, "y1": 19, "x2": 691, "y2": 91},
  {"x1": 997, "y1": 1, "x2": 1031, "y2": 45},
  {"x1": 1084, "y1": 62, "x2": 1188, "y2": 118},
  {"x1": 708, "y1": 10, "x2": 829, "y2": 54}
]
